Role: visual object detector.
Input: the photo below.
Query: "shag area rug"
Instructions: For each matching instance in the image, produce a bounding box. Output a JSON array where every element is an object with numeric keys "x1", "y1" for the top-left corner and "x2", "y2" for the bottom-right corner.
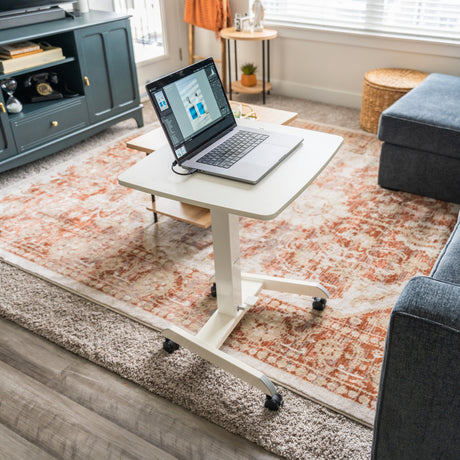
[{"x1": 0, "y1": 120, "x2": 458, "y2": 429}]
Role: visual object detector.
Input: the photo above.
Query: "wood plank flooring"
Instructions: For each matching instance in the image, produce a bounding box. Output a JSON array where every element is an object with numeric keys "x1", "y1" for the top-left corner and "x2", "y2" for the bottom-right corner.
[{"x1": 0, "y1": 317, "x2": 278, "y2": 459}]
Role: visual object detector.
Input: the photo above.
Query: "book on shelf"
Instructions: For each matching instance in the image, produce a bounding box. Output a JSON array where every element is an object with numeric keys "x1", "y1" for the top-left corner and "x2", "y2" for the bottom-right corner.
[
  {"x1": 0, "y1": 41, "x2": 41, "y2": 57},
  {"x1": 0, "y1": 49, "x2": 43, "y2": 60},
  {"x1": 0, "y1": 47, "x2": 65, "y2": 74}
]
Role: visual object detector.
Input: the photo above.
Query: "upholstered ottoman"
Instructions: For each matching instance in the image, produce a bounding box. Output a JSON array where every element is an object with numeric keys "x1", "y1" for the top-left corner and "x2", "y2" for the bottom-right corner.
[{"x1": 377, "y1": 73, "x2": 460, "y2": 204}]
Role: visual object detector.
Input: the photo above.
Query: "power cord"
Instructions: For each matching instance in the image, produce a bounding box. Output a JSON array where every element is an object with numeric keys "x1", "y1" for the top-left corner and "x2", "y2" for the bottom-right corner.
[{"x1": 171, "y1": 160, "x2": 197, "y2": 176}]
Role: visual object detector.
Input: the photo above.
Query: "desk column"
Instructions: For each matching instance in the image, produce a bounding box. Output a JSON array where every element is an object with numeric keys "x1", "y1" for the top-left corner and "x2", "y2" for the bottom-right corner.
[
  {"x1": 220, "y1": 27, "x2": 278, "y2": 104},
  {"x1": 210, "y1": 209, "x2": 242, "y2": 317}
]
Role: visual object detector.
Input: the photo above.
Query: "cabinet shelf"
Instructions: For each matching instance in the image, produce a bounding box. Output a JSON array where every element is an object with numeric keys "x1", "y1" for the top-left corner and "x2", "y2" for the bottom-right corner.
[{"x1": 0, "y1": 57, "x2": 75, "y2": 79}]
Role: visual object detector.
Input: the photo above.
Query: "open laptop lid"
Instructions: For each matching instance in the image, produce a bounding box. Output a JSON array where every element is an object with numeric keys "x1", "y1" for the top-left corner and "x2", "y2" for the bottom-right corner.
[{"x1": 146, "y1": 58, "x2": 236, "y2": 165}]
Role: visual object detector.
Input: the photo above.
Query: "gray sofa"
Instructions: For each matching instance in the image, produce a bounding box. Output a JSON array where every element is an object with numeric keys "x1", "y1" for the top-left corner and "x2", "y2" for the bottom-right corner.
[
  {"x1": 378, "y1": 73, "x2": 460, "y2": 204},
  {"x1": 371, "y1": 213, "x2": 460, "y2": 459}
]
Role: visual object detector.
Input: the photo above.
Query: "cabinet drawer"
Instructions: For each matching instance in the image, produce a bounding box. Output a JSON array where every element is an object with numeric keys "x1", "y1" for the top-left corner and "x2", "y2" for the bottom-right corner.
[{"x1": 11, "y1": 97, "x2": 89, "y2": 153}]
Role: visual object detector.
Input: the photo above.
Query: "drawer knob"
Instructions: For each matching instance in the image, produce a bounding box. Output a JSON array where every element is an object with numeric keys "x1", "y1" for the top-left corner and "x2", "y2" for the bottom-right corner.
[
  {"x1": 51, "y1": 120, "x2": 58, "y2": 127},
  {"x1": 84, "y1": 76, "x2": 90, "y2": 86}
]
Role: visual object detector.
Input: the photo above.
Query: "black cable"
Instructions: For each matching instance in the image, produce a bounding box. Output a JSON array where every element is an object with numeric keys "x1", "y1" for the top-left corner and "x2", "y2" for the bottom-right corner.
[{"x1": 171, "y1": 161, "x2": 197, "y2": 176}]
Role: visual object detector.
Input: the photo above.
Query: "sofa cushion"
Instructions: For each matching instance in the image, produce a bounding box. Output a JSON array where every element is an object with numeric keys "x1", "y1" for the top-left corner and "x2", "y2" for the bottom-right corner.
[
  {"x1": 431, "y1": 214, "x2": 460, "y2": 284},
  {"x1": 378, "y1": 73, "x2": 460, "y2": 160}
]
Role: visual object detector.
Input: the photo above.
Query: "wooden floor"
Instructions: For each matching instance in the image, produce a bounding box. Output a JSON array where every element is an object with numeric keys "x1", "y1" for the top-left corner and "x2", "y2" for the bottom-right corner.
[{"x1": 0, "y1": 317, "x2": 278, "y2": 459}]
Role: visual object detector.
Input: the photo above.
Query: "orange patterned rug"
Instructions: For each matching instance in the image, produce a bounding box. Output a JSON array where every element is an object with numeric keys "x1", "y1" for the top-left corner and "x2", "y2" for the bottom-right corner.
[{"x1": 0, "y1": 120, "x2": 458, "y2": 425}]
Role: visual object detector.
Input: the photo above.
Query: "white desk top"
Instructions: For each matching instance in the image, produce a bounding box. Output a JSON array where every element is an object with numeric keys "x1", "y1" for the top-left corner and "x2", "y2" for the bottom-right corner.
[{"x1": 118, "y1": 120, "x2": 342, "y2": 221}]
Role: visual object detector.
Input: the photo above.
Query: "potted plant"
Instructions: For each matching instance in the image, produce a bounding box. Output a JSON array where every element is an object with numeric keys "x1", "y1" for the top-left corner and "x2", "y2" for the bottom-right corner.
[{"x1": 240, "y1": 62, "x2": 257, "y2": 87}]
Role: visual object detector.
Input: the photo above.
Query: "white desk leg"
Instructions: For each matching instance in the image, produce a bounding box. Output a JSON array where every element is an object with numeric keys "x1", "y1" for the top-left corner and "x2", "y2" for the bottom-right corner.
[
  {"x1": 210, "y1": 209, "x2": 242, "y2": 316},
  {"x1": 241, "y1": 273, "x2": 329, "y2": 310},
  {"x1": 162, "y1": 324, "x2": 280, "y2": 398}
]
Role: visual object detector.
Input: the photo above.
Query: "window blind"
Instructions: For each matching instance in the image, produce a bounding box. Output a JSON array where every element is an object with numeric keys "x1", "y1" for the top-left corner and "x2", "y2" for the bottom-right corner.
[{"x1": 262, "y1": 0, "x2": 460, "y2": 41}]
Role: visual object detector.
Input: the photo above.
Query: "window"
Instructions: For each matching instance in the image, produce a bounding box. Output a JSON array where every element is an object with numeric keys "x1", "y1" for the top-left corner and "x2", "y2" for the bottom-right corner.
[
  {"x1": 113, "y1": 0, "x2": 165, "y2": 62},
  {"x1": 262, "y1": 1, "x2": 460, "y2": 41}
]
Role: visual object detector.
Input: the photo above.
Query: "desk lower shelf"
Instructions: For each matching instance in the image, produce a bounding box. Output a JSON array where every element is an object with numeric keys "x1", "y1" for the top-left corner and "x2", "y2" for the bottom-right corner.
[{"x1": 148, "y1": 197, "x2": 211, "y2": 228}]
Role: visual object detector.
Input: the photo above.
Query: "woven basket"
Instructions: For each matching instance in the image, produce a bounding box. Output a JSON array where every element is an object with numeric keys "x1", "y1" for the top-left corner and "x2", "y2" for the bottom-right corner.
[{"x1": 359, "y1": 68, "x2": 428, "y2": 134}]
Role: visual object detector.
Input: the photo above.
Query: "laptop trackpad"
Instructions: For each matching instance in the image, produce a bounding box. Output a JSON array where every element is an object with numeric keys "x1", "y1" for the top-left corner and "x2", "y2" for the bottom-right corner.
[{"x1": 250, "y1": 144, "x2": 288, "y2": 164}]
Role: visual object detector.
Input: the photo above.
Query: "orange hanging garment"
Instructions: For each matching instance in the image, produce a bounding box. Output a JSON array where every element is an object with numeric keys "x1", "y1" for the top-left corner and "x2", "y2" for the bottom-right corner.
[{"x1": 184, "y1": 0, "x2": 232, "y2": 36}]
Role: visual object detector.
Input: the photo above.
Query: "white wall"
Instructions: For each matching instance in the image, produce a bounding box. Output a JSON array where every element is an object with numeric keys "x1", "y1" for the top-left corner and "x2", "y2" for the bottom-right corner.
[
  {"x1": 194, "y1": 0, "x2": 460, "y2": 109},
  {"x1": 87, "y1": 0, "x2": 114, "y2": 11}
]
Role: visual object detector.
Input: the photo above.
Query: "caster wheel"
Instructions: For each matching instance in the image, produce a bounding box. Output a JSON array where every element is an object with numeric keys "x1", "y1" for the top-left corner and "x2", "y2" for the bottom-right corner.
[
  {"x1": 211, "y1": 282, "x2": 217, "y2": 297},
  {"x1": 312, "y1": 297, "x2": 327, "y2": 311},
  {"x1": 265, "y1": 393, "x2": 284, "y2": 411},
  {"x1": 163, "y1": 338, "x2": 180, "y2": 354}
]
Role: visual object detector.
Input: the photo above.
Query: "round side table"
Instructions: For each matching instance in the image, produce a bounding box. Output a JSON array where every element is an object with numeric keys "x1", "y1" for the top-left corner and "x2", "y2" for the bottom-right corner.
[{"x1": 220, "y1": 27, "x2": 278, "y2": 104}]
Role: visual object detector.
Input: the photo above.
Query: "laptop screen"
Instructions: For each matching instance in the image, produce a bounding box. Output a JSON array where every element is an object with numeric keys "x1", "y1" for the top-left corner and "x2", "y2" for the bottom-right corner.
[{"x1": 146, "y1": 58, "x2": 235, "y2": 163}]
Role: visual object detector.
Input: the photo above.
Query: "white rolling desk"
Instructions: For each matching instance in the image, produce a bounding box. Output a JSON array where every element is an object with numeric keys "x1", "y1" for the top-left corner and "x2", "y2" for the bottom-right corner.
[{"x1": 119, "y1": 119, "x2": 342, "y2": 410}]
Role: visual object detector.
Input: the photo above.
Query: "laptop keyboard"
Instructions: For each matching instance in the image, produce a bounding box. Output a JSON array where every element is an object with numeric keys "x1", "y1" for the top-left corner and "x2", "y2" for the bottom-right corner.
[{"x1": 197, "y1": 130, "x2": 269, "y2": 169}]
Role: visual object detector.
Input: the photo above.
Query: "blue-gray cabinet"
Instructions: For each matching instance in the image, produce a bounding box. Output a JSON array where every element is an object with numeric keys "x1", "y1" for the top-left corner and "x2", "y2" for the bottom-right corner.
[
  {"x1": 0, "y1": 11, "x2": 143, "y2": 173},
  {"x1": 0, "y1": 109, "x2": 15, "y2": 162},
  {"x1": 76, "y1": 19, "x2": 139, "y2": 124}
]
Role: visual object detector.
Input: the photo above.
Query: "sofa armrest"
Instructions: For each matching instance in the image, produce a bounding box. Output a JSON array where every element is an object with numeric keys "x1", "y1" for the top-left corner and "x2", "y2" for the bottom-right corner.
[
  {"x1": 393, "y1": 276, "x2": 460, "y2": 329},
  {"x1": 372, "y1": 276, "x2": 460, "y2": 460}
]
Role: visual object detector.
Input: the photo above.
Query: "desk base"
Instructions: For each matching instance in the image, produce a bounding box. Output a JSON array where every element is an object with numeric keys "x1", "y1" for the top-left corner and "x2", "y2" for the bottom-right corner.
[{"x1": 162, "y1": 271, "x2": 329, "y2": 410}]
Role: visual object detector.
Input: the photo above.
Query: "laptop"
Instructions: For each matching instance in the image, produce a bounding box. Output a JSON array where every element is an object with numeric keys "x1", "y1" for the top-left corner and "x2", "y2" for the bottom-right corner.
[{"x1": 146, "y1": 57, "x2": 303, "y2": 184}]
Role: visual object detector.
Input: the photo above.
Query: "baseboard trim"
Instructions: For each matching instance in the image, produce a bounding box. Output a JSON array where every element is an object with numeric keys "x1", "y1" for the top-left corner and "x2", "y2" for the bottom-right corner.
[
  {"x1": 269, "y1": 79, "x2": 362, "y2": 109},
  {"x1": 140, "y1": 79, "x2": 362, "y2": 109}
]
